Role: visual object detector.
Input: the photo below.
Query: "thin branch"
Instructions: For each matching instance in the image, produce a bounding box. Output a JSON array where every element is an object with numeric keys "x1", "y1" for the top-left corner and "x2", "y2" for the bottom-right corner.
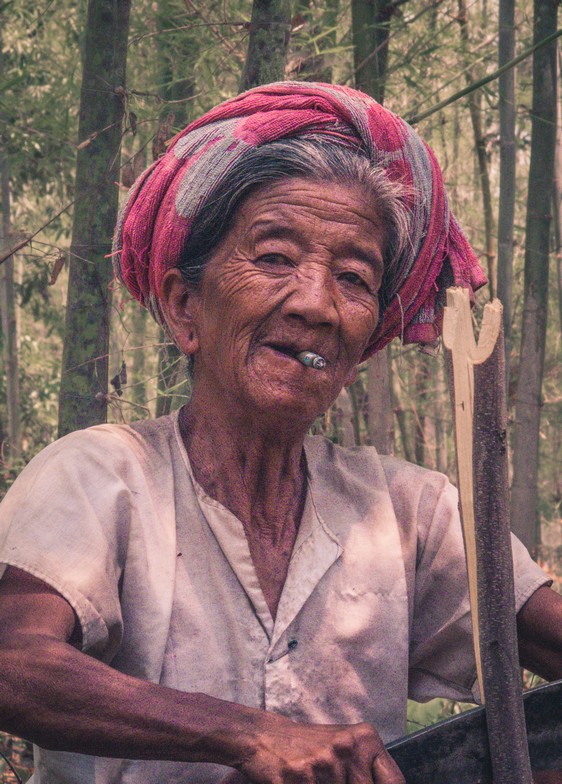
[
  {"x1": 407, "y1": 28, "x2": 562, "y2": 124},
  {"x1": 76, "y1": 119, "x2": 122, "y2": 150},
  {"x1": 128, "y1": 89, "x2": 202, "y2": 107},
  {"x1": 182, "y1": 0, "x2": 238, "y2": 55},
  {"x1": 128, "y1": 20, "x2": 249, "y2": 47},
  {"x1": 407, "y1": 41, "x2": 494, "y2": 118},
  {"x1": 0, "y1": 201, "x2": 74, "y2": 265},
  {"x1": 27, "y1": 0, "x2": 57, "y2": 37},
  {"x1": 0, "y1": 115, "x2": 146, "y2": 267},
  {"x1": 376, "y1": 3, "x2": 485, "y2": 97},
  {"x1": 0, "y1": 747, "x2": 23, "y2": 784}
]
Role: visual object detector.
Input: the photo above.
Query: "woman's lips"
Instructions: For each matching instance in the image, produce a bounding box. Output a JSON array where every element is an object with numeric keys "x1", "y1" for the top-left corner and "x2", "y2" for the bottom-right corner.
[
  {"x1": 264, "y1": 344, "x2": 328, "y2": 370},
  {"x1": 267, "y1": 343, "x2": 298, "y2": 358}
]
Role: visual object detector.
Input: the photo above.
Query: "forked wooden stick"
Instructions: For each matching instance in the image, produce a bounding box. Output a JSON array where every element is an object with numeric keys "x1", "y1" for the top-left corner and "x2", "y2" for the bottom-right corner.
[{"x1": 443, "y1": 287, "x2": 532, "y2": 783}]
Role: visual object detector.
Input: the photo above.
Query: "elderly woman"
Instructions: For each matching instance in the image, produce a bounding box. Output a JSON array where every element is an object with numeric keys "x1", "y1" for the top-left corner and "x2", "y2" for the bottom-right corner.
[{"x1": 0, "y1": 83, "x2": 560, "y2": 784}]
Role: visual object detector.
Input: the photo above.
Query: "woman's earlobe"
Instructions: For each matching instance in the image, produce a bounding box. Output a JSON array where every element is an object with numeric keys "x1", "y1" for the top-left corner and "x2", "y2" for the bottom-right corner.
[{"x1": 159, "y1": 268, "x2": 200, "y2": 356}]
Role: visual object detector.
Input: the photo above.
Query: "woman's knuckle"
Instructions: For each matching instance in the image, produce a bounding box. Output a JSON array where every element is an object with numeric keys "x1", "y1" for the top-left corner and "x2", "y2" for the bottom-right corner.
[
  {"x1": 286, "y1": 758, "x2": 313, "y2": 780},
  {"x1": 332, "y1": 727, "x2": 355, "y2": 755},
  {"x1": 356, "y1": 721, "x2": 380, "y2": 743},
  {"x1": 313, "y1": 750, "x2": 336, "y2": 774}
]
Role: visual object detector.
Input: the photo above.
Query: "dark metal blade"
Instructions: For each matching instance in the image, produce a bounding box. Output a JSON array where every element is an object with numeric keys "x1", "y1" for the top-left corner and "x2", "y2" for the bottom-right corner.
[{"x1": 386, "y1": 680, "x2": 562, "y2": 782}]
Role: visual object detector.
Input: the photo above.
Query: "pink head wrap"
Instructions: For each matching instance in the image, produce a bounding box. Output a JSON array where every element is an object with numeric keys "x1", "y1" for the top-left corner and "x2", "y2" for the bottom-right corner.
[{"x1": 113, "y1": 81, "x2": 486, "y2": 357}]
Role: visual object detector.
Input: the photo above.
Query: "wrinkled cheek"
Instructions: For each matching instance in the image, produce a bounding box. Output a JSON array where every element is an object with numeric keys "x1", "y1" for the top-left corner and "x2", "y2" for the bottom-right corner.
[
  {"x1": 212, "y1": 312, "x2": 251, "y2": 357},
  {"x1": 346, "y1": 313, "x2": 379, "y2": 361}
]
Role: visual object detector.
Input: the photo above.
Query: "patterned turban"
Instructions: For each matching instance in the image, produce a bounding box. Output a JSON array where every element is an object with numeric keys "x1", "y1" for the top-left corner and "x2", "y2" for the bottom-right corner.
[{"x1": 113, "y1": 81, "x2": 487, "y2": 357}]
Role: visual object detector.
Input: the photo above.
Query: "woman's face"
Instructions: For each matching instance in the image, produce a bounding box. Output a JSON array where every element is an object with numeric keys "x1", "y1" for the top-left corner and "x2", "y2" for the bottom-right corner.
[{"x1": 184, "y1": 178, "x2": 387, "y2": 429}]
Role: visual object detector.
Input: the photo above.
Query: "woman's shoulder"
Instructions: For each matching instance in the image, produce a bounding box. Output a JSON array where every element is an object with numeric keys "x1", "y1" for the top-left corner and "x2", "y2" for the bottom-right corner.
[
  {"x1": 10, "y1": 413, "x2": 181, "y2": 490},
  {"x1": 59, "y1": 411, "x2": 176, "y2": 446},
  {"x1": 304, "y1": 434, "x2": 452, "y2": 494},
  {"x1": 304, "y1": 434, "x2": 457, "y2": 537}
]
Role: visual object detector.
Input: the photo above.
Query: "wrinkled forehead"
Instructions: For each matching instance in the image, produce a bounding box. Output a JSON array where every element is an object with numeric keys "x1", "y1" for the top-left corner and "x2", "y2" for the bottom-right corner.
[{"x1": 203, "y1": 177, "x2": 388, "y2": 271}]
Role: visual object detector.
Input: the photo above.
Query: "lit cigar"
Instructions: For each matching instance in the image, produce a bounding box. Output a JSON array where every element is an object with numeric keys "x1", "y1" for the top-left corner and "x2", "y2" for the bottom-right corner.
[{"x1": 296, "y1": 351, "x2": 326, "y2": 370}]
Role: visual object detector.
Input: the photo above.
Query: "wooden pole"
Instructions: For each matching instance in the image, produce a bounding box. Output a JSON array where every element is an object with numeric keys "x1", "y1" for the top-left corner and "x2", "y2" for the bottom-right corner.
[{"x1": 443, "y1": 287, "x2": 532, "y2": 783}]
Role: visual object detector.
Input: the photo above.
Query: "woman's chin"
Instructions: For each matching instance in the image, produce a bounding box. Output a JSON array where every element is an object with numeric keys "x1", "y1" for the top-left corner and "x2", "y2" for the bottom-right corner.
[{"x1": 237, "y1": 380, "x2": 328, "y2": 433}]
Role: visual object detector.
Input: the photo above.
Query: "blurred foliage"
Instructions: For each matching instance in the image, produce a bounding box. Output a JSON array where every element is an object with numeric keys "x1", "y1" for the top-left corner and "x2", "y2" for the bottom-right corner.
[
  {"x1": 0, "y1": 733, "x2": 33, "y2": 783},
  {"x1": 406, "y1": 698, "x2": 475, "y2": 735}
]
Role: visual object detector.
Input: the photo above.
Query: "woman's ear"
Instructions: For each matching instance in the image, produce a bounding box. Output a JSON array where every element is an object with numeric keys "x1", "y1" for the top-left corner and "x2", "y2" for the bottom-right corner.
[{"x1": 159, "y1": 268, "x2": 200, "y2": 356}]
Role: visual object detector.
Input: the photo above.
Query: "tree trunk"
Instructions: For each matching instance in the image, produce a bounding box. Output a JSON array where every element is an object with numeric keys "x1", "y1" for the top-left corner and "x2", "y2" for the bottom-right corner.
[
  {"x1": 156, "y1": 0, "x2": 197, "y2": 130},
  {"x1": 320, "y1": 0, "x2": 339, "y2": 84},
  {"x1": 496, "y1": 0, "x2": 516, "y2": 388},
  {"x1": 351, "y1": 0, "x2": 392, "y2": 104},
  {"x1": 334, "y1": 388, "x2": 356, "y2": 447},
  {"x1": 130, "y1": 305, "x2": 148, "y2": 408},
  {"x1": 154, "y1": 0, "x2": 198, "y2": 416},
  {"x1": 510, "y1": 0, "x2": 557, "y2": 551},
  {"x1": 457, "y1": 0, "x2": 496, "y2": 298},
  {"x1": 0, "y1": 159, "x2": 21, "y2": 464},
  {"x1": 0, "y1": 21, "x2": 21, "y2": 464},
  {"x1": 554, "y1": 45, "x2": 562, "y2": 336},
  {"x1": 413, "y1": 358, "x2": 429, "y2": 466},
  {"x1": 392, "y1": 364, "x2": 414, "y2": 462},
  {"x1": 434, "y1": 360, "x2": 448, "y2": 475},
  {"x1": 366, "y1": 349, "x2": 394, "y2": 454},
  {"x1": 58, "y1": 0, "x2": 131, "y2": 437},
  {"x1": 239, "y1": 0, "x2": 292, "y2": 92},
  {"x1": 351, "y1": 0, "x2": 395, "y2": 454}
]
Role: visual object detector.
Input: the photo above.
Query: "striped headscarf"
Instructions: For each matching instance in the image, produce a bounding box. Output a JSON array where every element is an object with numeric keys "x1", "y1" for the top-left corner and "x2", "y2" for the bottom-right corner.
[{"x1": 113, "y1": 81, "x2": 486, "y2": 357}]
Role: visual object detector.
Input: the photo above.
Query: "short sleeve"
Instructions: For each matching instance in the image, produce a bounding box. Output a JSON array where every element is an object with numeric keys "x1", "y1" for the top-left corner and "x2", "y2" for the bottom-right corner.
[
  {"x1": 0, "y1": 430, "x2": 142, "y2": 661},
  {"x1": 408, "y1": 480, "x2": 550, "y2": 703}
]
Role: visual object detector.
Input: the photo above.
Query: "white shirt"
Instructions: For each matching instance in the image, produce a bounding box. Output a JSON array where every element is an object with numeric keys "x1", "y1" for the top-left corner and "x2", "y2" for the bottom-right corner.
[{"x1": 0, "y1": 411, "x2": 548, "y2": 783}]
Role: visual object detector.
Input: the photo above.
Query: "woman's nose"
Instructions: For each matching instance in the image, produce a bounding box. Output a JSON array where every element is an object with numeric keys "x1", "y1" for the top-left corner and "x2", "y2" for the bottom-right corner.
[{"x1": 282, "y1": 266, "x2": 339, "y2": 327}]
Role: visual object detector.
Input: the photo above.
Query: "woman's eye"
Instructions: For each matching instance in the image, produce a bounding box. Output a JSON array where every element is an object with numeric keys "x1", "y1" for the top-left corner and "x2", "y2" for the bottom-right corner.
[
  {"x1": 340, "y1": 271, "x2": 369, "y2": 289},
  {"x1": 255, "y1": 253, "x2": 293, "y2": 267}
]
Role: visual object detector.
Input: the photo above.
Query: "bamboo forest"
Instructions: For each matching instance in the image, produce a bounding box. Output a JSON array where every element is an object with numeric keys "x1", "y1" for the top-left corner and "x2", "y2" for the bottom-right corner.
[{"x1": 0, "y1": 0, "x2": 560, "y2": 780}]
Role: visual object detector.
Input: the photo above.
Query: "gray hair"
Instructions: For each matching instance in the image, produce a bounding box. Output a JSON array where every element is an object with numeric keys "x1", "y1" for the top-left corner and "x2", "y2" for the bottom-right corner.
[{"x1": 178, "y1": 135, "x2": 409, "y2": 313}]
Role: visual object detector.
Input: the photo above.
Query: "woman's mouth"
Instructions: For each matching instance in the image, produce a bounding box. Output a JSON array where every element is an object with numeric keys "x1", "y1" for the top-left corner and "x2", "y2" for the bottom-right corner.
[{"x1": 265, "y1": 344, "x2": 327, "y2": 369}]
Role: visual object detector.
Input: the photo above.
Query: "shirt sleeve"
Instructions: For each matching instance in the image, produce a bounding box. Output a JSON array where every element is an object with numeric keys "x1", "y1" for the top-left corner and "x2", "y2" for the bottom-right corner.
[
  {"x1": 407, "y1": 479, "x2": 551, "y2": 703},
  {"x1": 0, "y1": 429, "x2": 143, "y2": 662}
]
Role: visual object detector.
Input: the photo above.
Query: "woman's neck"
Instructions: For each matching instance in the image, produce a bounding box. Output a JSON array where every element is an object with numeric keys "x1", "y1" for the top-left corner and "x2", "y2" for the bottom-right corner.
[
  {"x1": 179, "y1": 400, "x2": 309, "y2": 619},
  {"x1": 179, "y1": 401, "x2": 308, "y2": 544}
]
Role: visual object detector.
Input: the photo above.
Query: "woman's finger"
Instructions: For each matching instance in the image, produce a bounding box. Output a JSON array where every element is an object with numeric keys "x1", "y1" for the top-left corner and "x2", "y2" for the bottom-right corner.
[{"x1": 371, "y1": 750, "x2": 406, "y2": 784}]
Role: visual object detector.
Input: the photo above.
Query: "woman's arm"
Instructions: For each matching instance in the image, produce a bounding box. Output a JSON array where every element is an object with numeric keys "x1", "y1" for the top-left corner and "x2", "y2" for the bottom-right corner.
[
  {"x1": 517, "y1": 585, "x2": 562, "y2": 681},
  {"x1": 0, "y1": 567, "x2": 404, "y2": 784}
]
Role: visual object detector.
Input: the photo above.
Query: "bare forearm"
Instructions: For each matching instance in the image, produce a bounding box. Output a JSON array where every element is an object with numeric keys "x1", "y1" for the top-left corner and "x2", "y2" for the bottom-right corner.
[
  {"x1": 0, "y1": 634, "x2": 405, "y2": 783},
  {"x1": 0, "y1": 570, "x2": 405, "y2": 783},
  {"x1": 518, "y1": 638, "x2": 562, "y2": 682},
  {"x1": 517, "y1": 586, "x2": 562, "y2": 682},
  {"x1": 0, "y1": 633, "x2": 259, "y2": 767}
]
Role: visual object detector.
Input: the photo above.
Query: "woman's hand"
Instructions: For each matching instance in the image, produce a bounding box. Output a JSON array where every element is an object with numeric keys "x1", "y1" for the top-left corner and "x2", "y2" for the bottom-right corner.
[{"x1": 222, "y1": 716, "x2": 405, "y2": 783}]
